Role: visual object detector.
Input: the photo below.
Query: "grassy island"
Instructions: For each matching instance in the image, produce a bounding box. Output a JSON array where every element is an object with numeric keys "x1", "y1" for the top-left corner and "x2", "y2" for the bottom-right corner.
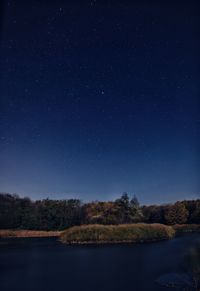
[{"x1": 60, "y1": 223, "x2": 175, "y2": 244}]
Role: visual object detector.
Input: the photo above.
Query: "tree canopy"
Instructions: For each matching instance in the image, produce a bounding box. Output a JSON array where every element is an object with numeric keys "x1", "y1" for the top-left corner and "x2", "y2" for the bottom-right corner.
[{"x1": 0, "y1": 193, "x2": 199, "y2": 230}]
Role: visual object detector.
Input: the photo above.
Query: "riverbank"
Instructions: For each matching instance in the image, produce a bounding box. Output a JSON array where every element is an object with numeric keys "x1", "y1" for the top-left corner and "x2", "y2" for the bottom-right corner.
[
  {"x1": 0, "y1": 230, "x2": 62, "y2": 238},
  {"x1": 1, "y1": 224, "x2": 200, "y2": 242}
]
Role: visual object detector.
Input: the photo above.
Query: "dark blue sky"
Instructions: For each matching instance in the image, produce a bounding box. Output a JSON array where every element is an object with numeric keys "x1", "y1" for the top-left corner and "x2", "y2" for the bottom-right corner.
[{"x1": 0, "y1": 0, "x2": 199, "y2": 204}]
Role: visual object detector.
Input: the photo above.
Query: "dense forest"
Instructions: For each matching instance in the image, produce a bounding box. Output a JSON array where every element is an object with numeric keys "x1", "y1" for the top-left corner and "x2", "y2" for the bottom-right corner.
[{"x1": 0, "y1": 192, "x2": 199, "y2": 230}]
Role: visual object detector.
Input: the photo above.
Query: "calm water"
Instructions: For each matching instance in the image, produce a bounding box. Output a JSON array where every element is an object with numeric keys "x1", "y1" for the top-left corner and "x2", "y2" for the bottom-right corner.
[{"x1": 0, "y1": 234, "x2": 200, "y2": 291}]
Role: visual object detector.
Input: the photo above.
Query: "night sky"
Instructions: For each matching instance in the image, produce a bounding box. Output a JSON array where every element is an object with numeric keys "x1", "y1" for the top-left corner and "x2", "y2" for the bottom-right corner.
[{"x1": 0, "y1": 0, "x2": 199, "y2": 204}]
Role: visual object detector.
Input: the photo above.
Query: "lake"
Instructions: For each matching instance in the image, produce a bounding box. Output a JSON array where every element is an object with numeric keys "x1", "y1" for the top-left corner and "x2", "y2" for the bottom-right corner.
[{"x1": 0, "y1": 234, "x2": 200, "y2": 291}]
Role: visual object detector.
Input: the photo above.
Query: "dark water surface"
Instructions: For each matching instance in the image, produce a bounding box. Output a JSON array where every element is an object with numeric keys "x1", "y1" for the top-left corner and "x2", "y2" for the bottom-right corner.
[{"x1": 0, "y1": 234, "x2": 200, "y2": 291}]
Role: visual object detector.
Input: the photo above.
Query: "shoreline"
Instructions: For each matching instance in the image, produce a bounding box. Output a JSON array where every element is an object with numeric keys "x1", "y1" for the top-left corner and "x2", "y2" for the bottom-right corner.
[
  {"x1": 0, "y1": 224, "x2": 200, "y2": 242},
  {"x1": 58, "y1": 237, "x2": 169, "y2": 245},
  {"x1": 0, "y1": 230, "x2": 62, "y2": 238}
]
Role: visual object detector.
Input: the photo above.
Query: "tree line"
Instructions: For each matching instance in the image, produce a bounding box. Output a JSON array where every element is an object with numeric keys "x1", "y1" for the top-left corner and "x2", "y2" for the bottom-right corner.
[{"x1": 0, "y1": 192, "x2": 199, "y2": 230}]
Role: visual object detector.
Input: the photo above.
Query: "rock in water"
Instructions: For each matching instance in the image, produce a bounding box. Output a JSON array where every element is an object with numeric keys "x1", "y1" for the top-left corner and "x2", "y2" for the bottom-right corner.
[{"x1": 156, "y1": 272, "x2": 194, "y2": 289}]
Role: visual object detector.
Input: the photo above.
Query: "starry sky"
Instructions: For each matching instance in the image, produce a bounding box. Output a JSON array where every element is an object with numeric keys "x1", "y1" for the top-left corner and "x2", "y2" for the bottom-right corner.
[{"x1": 0, "y1": 0, "x2": 199, "y2": 204}]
